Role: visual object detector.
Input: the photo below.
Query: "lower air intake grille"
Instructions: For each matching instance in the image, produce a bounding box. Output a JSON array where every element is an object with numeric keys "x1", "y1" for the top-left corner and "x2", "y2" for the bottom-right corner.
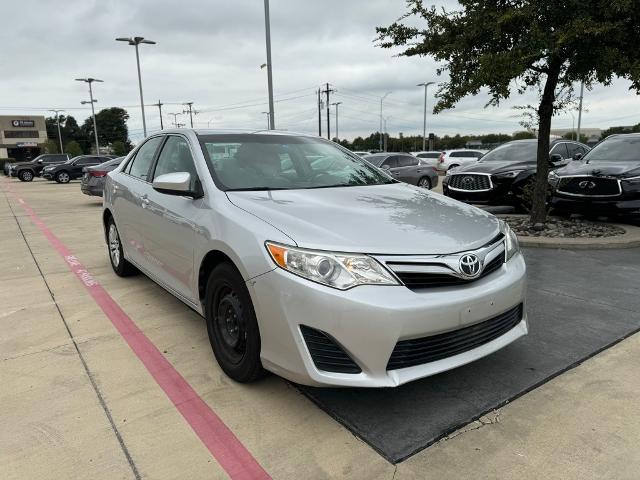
[
  {"x1": 387, "y1": 303, "x2": 523, "y2": 371},
  {"x1": 300, "y1": 325, "x2": 362, "y2": 374}
]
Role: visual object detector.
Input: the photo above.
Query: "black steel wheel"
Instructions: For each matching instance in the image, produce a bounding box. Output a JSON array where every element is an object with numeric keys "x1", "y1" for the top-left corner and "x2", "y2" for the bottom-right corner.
[{"x1": 205, "y1": 262, "x2": 265, "y2": 383}]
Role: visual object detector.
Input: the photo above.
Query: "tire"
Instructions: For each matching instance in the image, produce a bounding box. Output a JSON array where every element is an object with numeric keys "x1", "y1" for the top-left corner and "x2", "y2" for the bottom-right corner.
[
  {"x1": 18, "y1": 170, "x2": 34, "y2": 182},
  {"x1": 448, "y1": 164, "x2": 460, "y2": 171},
  {"x1": 106, "y1": 217, "x2": 138, "y2": 277},
  {"x1": 55, "y1": 171, "x2": 70, "y2": 183},
  {"x1": 417, "y1": 176, "x2": 432, "y2": 189},
  {"x1": 205, "y1": 262, "x2": 265, "y2": 383}
]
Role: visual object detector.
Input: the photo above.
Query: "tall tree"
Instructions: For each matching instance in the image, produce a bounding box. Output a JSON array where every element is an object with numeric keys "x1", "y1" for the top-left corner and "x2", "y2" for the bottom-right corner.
[
  {"x1": 82, "y1": 107, "x2": 130, "y2": 151},
  {"x1": 377, "y1": 1, "x2": 640, "y2": 222}
]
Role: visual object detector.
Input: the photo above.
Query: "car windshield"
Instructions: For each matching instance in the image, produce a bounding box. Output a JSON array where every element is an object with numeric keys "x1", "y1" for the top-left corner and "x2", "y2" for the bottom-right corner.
[
  {"x1": 417, "y1": 152, "x2": 440, "y2": 158},
  {"x1": 199, "y1": 134, "x2": 394, "y2": 190},
  {"x1": 583, "y1": 136, "x2": 640, "y2": 163},
  {"x1": 480, "y1": 142, "x2": 537, "y2": 162},
  {"x1": 65, "y1": 156, "x2": 81, "y2": 164},
  {"x1": 99, "y1": 157, "x2": 124, "y2": 167},
  {"x1": 362, "y1": 155, "x2": 388, "y2": 167}
]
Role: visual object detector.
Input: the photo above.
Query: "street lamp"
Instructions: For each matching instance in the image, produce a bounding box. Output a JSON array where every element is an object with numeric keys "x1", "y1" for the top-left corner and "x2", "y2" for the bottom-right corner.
[
  {"x1": 116, "y1": 36, "x2": 156, "y2": 137},
  {"x1": 379, "y1": 92, "x2": 391, "y2": 151},
  {"x1": 48, "y1": 109, "x2": 64, "y2": 153},
  {"x1": 417, "y1": 81, "x2": 435, "y2": 151},
  {"x1": 167, "y1": 112, "x2": 183, "y2": 128},
  {"x1": 262, "y1": 0, "x2": 275, "y2": 130},
  {"x1": 261, "y1": 111, "x2": 271, "y2": 129},
  {"x1": 331, "y1": 102, "x2": 342, "y2": 140},
  {"x1": 75, "y1": 78, "x2": 103, "y2": 154}
]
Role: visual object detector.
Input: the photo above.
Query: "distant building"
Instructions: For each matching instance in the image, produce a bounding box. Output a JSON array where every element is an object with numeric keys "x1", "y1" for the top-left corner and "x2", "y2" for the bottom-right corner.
[
  {"x1": 0, "y1": 115, "x2": 47, "y2": 161},
  {"x1": 549, "y1": 127, "x2": 602, "y2": 146}
]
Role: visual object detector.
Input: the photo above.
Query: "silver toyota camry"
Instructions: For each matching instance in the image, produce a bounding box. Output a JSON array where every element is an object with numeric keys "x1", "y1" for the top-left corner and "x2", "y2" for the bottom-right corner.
[{"x1": 103, "y1": 129, "x2": 527, "y2": 387}]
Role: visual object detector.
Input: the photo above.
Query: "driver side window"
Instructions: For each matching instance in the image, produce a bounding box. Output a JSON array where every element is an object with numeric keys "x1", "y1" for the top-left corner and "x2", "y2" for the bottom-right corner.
[{"x1": 152, "y1": 136, "x2": 199, "y2": 190}]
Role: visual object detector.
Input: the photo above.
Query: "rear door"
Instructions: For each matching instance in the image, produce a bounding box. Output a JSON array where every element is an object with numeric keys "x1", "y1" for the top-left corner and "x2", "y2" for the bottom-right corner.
[
  {"x1": 380, "y1": 156, "x2": 399, "y2": 178},
  {"x1": 142, "y1": 135, "x2": 202, "y2": 302},
  {"x1": 392, "y1": 155, "x2": 421, "y2": 184},
  {"x1": 112, "y1": 136, "x2": 164, "y2": 267}
]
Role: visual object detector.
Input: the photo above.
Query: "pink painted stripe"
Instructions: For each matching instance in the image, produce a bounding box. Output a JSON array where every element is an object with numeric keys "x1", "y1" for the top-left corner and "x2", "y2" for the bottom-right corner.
[{"x1": 3, "y1": 183, "x2": 270, "y2": 480}]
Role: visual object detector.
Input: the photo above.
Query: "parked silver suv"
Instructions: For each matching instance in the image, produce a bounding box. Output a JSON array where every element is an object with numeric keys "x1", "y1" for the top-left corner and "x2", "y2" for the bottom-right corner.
[{"x1": 103, "y1": 130, "x2": 527, "y2": 387}]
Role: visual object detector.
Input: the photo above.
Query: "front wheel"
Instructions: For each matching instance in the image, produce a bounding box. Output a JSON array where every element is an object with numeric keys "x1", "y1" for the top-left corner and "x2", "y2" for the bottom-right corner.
[
  {"x1": 55, "y1": 171, "x2": 70, "y2": 184},
  {"x1": 205, "y1": 263, "x2": 265, "y2": 383},
  {"x1": 18, "y1": 170, "x2": 34, "y2": 182},
  {"x1": 417, "y1": 176, "x2": 432, "y2": 189}
]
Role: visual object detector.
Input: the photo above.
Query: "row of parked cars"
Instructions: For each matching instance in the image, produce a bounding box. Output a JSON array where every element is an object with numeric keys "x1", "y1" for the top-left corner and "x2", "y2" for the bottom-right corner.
[{"x1": 3, "y1": 153, "x2": 125, "y2": 197}]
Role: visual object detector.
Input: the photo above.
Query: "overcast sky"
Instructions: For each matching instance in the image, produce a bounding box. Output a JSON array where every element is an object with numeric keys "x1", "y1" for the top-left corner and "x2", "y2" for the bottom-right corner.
[{"x1": 2, "y1": 0, "x2": 640, "y2": 144}]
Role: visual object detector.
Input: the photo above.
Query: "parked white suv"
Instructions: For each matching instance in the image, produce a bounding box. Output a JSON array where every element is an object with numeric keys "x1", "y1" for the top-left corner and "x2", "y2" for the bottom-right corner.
[{"x1": 437, "y1": 149, "x2": 487, "y2": 172}]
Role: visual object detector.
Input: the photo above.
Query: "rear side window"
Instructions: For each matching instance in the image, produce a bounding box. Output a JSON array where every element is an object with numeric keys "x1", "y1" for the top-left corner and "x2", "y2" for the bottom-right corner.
[
  {"x1": 550, "y1": 143, "x2": 569, "y2": 158},
  {"x1": 381, "y1": 157, "x2": 398, "y2": 168},
  {"x1": 396, "y1": 155, "x2": 418, "y2": 167},
  {"x1": 449, "y1": 151, "x2": 466, "y2": 157},
  {"x1": 126, "y1": 137, "x2": 163, "y2": 180}
]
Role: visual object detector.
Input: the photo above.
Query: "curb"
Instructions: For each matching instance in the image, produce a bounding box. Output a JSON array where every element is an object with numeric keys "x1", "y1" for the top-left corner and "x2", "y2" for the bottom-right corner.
[{"x1": 497, "y1": 215, "x2": 640, "y2": 249}]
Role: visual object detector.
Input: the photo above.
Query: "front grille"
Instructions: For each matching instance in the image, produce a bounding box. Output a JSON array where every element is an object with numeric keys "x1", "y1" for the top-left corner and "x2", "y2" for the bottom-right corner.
[
  {"x1": 448, "y1": 173, "x2": 491, "y2": 191},
  {"x1": 300, "y1": 325, "x2": 361, "y2": 374},
  {"x1": 557, "y1": 176, "x2": 621, "y2": 197},
  {"x1": 395, "y1": 253, "x2": 504, "y2": 290},
  {"x1": 387, "y1": 303, "x2": 523, "y2": 370}
]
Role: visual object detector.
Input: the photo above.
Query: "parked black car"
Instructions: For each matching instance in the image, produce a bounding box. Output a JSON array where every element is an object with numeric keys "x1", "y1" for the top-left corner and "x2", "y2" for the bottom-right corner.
[
  {"x1": 6, "y1": 154, "x2": 70, "y2": 181},
  {"x1": 42, "y1": 155, "x2": 117, "y2": 183},
  {"x1": 80, "y1": 157, "x2": 125, "y2": 197},
  {"x1": 549, "y1": 133, "x2": 640, "y2": 219},
  {"x1": 442, "y1": 139, "x2": 590, "y2": 209}
]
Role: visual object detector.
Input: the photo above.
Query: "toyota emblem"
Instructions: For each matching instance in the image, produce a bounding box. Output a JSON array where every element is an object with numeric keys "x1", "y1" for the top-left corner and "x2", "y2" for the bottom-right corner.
[
  {"x1": 459, "y1": 254, "x2": 481, "y2": 277},
  {"x1": 578, "y1": 180, "x2": 596, "y2": 189}
]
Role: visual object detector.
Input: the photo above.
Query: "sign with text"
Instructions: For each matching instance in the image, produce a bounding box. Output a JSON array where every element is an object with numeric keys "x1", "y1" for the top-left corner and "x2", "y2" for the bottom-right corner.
[{"x1": 11, "y1": 119, "x2": 35, "y2": 127}]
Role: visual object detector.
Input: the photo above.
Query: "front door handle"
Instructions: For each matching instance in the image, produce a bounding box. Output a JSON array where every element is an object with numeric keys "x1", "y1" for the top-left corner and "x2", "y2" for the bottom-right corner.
[{"x1": 141, "y1": 194, "x2": 149, "y2": 208}]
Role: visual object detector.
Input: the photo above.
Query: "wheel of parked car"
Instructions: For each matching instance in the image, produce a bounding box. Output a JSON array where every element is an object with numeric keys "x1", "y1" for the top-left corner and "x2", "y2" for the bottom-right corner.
[
  {"x1": 106, "y1": 217, "x2": 138, "y2": 277},
  {"x1": 18, "y1": 170, "x2": 34, "y2": 182},
  {"x1": 417, "y1": 177, "x2": 432, "y2": 189},
  {"x1": 205, "y1": 262, "x2": 265, "y2": 383},
  {"x1": 55, "y1": 171, "x2": 70, "y2": 184}
]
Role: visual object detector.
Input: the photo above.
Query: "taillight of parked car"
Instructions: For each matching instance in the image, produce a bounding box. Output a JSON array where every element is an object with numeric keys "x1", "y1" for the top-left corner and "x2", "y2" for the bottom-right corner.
[{"x1": 89, "y1": 171, "x2": 108, "y2": 177}]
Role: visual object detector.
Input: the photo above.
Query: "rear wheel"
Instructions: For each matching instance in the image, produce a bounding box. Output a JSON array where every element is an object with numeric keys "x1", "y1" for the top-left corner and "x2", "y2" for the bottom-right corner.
[
  {"x1": 417, "y1": 176, "x2": 432, "y2": 189},
  {"x1": 106, "y1": 217, "x2": 138, "y2": 277},
  {"x1": 55, "y1": 171, "x2": 71, "y2": 183},
  {"x1": 205, "y1": 262, "x2": 265, "y2": 383},
  {"x1": 18, "y1": 170, "x2": 34, "y2": 182}
]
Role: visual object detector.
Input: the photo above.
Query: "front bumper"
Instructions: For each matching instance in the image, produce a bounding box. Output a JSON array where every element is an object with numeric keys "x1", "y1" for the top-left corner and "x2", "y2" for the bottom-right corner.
[
  {"x1": 249, "y1": 252, "x2": 527, "y2": 387},
  {"x1": 42, "y1": 172, "x2": 54, "y2": 179},
  {"x1": 551, "y1": 195, "x2": 640, "y2": 217}
]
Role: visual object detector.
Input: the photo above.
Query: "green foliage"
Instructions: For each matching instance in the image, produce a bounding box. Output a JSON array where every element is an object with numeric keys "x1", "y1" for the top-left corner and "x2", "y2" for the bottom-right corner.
[
  {"x1": 65, "y1": 141, "x2": 83, "y2": 158},
  {"x1": 562, "y1": 131, "x2": 589, "y2": 143},
  {"x1": 111, "y1": 140, "x2": 127, "y2": 156},
  {"x1": 513, "y1": 131, "x2": 536, "y2": 140},
  {"x1": 600, "y1": 123, "x2": 640, "y2": 139},
  {"x1": 377, "y1": 0, "x2": 640, "y2": 222},
  {"x1": 43, "y1": 139, "x2": 59, "y2": 154},
  {"x1": 82, "y1": 108, "x2": 130, "y2": 149}
]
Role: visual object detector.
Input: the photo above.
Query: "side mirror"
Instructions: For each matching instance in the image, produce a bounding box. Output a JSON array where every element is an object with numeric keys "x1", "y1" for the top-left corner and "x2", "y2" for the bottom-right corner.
[
  {"x1": 152, "y1": 172, "x2": 202, "y2": 198},
  {"x1": 549, "y1": 153, "x2": 564, "y2": 164},
  {"x1": 37, "y1": 159, "x2": 43, "y2": 163},
  {"x1": 572, "y1": 152, "x2": 583, "y2": 161}
]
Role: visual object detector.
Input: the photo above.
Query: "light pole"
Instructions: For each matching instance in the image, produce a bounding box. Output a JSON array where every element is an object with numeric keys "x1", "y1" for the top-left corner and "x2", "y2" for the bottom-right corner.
[
  {"x1": 48, "y1": 109, "x2": 64, "y2": 153},
  {"x1": 116, "y1": 36, "x2": 156, "y2": 137},
  {"x1": 379, "y1": 92, "x2": 391, "y2": 151},
  {"x1": 168, "y1": 113, "x2": 183, "y2": 128},
  {"x1": 261, "y1": 111, "x2": 271, "y2": 129},
  {"x1": 568, "y1": 110, "x2": 576, "y2": 140},
  {"x1": 262, "y1": 0, "x2": 275, "y2": 130},
  {"x1": 417, "y1": 81, "x2": 435, "y2": 150},
  {"x1": 76, "y1": 78, "x2": 102, "y2": 154},
  {"x1": 576, "y1": 81, "x2": 584, "y2": 142},
  {"x1": 383, "y1": 116, "x2": 392, "y2": 152},
  {"x1": 331, "y1": 102, "x2": 342, "y2": 140}
]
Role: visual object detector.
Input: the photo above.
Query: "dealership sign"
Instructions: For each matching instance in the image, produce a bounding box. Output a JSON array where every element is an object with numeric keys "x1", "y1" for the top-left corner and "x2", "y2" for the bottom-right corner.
[
  {"x1": 12, "y1": 119, "x2": 35, "y2": 127},
  {"x1": 16, "y1": 142, "x2": 38, "y2": 147}
]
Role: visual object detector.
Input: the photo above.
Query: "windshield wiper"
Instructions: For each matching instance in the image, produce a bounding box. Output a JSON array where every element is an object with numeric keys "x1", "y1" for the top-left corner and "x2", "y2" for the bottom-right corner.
[{"x1": 225, "y1": 186, "x2": 289, "y2": 191}]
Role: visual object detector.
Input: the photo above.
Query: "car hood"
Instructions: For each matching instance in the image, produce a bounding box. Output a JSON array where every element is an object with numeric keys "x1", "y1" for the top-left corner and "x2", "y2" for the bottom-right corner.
[
  {"x1": 454, "y1": 160, "x2": 536, "y2": 174},
  {"x1": 555, "y1": 160, "x2": 640, "y2": 178},
  {"x1": 226, "y1": 183, "x2": 500, "y2": 255}
]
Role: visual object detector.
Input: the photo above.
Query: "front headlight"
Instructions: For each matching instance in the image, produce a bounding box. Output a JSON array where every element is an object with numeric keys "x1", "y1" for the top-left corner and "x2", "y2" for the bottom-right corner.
[
  {"x1": 266, "y1": 242, "x2": 399, "y2": 290},
  {"x1": 499, "y1": 221, "x2": 520, "y2": 261},
  {"x1": 494, "y1": 170, "x2": 524, "y2": 179},
  {"x1": 621, "y1": 175, "x2": 640, "y2": 191}
]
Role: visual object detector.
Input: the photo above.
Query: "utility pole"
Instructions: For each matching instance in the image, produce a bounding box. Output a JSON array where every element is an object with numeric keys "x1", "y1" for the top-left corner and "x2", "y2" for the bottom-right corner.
[
  {"x1": 152, "y1": 100, "x2": 164, "y2": 129},
  {"x1": 322, "y1": 83, "x2": 334, "y2": 140},
  {"x1": 263, "y1": 0, "x2": 275, "y2": 130},
  {"x1": 48, "y1": 109, "x2": 65, "y2": 153},
  {"x1": 417, "y1": 82, "x2": 435, "y2": 150},
  {"x1": 576, "y1": 81, "x2": 584, "y2": 142},
  {"x1": 76, "y1": 77, "x2": 102, "y2": 154},
  {"x1": 331, "y1": 102, "x2": 342, "y2": 140},
  {"x1": 183, "y1": 102, "x2": 197, "y2": 128},
  {"x1": 261, "y1": 111, "x2": 271, "y2": 129},
  {"x1": 168, "y1": 112, "x2": 182, "y2": 128},
  {"x1": 317, "y1": 88, "x2": 322, "y2": 137},
  {"x1": 379, "y1": 92, "x2": 391, "y2": 151}
]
